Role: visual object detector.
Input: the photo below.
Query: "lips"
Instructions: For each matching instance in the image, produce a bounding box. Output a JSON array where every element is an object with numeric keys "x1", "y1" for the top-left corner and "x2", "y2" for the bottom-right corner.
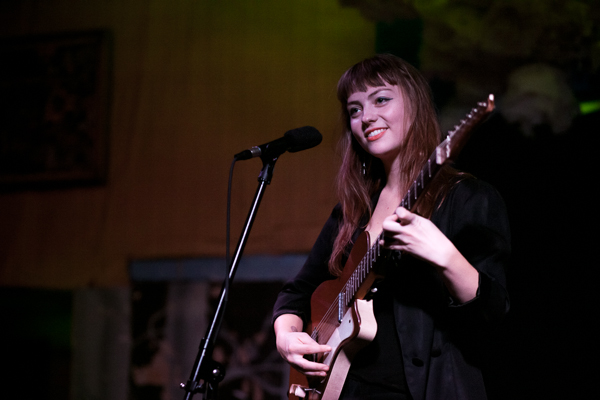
[{"x1": 365, "y1": 128, "x2": 386, "y2": 142}]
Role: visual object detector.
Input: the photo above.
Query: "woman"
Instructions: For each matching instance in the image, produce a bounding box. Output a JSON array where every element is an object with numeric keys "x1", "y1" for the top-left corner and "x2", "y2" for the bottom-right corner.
[{"x1": 273, "y1": 54, "x2": 510, "y2": 400}]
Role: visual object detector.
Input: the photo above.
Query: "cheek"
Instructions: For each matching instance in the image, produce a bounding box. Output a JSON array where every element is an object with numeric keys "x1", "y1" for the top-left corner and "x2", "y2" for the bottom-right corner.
[
  {"x1": 349, "y1": 120, "x2": 363, "y2": 140},
  {"x1": 350, "y1": 128, "x2": 366, "y2": 149},
  {"x1": 349, "y1": 127, "x2": 369, "y2": 152}
]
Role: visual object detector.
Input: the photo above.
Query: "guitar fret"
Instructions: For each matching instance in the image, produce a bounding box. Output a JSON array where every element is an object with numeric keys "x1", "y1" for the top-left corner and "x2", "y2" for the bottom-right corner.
[
  {"x1": 347, "y1": 276, "x2": 351, "y2": 299},
  {"x1": 362, "y1": 258, "x2": 366, "y2": 282},
  {"x1": 371, "y1": 245, "x2": 375, "y2": 269}
]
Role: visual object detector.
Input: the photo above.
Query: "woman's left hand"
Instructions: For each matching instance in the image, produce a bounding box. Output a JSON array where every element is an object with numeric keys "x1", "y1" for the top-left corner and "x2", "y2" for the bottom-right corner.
[
  {"x1": 380, "y1": 207, "x2": 480, "y2": 303},
  {"x1": 380, "y1": 207, "x2": 454, "y2": 268}
]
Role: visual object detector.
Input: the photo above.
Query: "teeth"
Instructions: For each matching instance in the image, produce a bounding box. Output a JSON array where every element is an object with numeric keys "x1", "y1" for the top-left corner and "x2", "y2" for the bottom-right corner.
[{"x1": 367, "y1": 128, "x2": 385, "y2": 138}]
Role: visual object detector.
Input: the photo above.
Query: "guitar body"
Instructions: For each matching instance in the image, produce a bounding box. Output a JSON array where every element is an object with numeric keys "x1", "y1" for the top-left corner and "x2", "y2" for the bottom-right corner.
[
  {"x1": 288, "y1": 232, "x2": 382, "y2": 400},
  {"x1": 288, "y1": 299, "x2": 376, "y2": 400}
]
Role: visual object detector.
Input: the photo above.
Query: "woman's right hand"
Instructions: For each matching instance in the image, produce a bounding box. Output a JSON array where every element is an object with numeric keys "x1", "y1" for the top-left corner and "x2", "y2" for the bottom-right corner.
[{"x1": 274, "y1": 314, "x2": 332, "y2": 377}]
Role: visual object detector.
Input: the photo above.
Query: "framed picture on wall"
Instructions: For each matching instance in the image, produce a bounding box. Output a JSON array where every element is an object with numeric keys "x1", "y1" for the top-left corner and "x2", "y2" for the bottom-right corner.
[{"x1": 0, "y1": 30, "x2": 111, "y2": 191}]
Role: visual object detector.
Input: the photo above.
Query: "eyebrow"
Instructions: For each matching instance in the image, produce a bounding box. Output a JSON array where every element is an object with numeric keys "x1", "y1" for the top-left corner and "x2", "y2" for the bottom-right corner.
[{"x1": 347, "y1": 87, "x2": 393, "y2": 105}]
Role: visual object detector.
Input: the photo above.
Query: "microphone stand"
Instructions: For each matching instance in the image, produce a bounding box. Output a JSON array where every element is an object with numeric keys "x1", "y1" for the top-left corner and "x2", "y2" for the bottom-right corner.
[{"x1": 180, "y1": 155, "x2": 279, "y2": 400}]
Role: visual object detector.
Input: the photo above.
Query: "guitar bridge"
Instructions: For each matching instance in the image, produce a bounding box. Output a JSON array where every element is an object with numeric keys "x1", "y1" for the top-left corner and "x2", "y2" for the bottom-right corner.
[{"x1": 289, "y1": 384, "x2": 322, "y2": 399}]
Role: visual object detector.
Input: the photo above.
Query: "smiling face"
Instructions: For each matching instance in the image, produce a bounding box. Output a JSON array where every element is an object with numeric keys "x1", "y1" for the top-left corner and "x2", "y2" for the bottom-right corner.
[{"x1": 346, "y1": 83, "x2": 411, "y2": 168}]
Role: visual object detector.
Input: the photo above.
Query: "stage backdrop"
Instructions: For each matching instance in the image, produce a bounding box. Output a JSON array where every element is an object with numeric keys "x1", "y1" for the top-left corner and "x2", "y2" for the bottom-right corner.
[{"x1": 0, "y1": 0, "x2": 375, "y2": 288}]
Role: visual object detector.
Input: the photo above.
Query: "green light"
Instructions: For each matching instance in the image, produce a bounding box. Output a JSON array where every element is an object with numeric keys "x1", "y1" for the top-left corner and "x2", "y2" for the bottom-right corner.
[{"x1": 579, "y1": 100, "x2": 600, "y2": 115}]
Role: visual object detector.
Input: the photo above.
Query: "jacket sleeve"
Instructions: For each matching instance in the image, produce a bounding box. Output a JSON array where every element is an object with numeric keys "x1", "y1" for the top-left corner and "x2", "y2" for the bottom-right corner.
[
  {"x1": 432, "y1": 178, "x2": 511, "y2": 325},
  {"x1": 272, "y1": 204, "x2": 342, "y2": 329}
]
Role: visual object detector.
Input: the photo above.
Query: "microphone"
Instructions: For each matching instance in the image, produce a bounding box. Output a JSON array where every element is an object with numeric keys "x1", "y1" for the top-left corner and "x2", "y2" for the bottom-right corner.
[{"x1": 234, "y1": 126, "x2": 322, "y2": 161}]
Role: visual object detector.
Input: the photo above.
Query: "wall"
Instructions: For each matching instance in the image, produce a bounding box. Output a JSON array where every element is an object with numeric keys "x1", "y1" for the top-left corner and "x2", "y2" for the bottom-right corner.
[{"x1": 0, "y1": 0, "x2": 375, "y2": 288}]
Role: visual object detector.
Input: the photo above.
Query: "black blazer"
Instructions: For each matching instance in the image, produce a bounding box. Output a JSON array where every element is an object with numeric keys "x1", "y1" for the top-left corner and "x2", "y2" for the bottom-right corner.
[{"x1": 273, "y1": 178, "x2": 511, "y2": 400}]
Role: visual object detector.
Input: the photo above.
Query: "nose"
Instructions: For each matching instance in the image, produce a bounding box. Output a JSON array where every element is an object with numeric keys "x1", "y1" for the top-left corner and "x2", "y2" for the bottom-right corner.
[{"x1": 361, "y1": 106, "x2": 376, "y2": 123}]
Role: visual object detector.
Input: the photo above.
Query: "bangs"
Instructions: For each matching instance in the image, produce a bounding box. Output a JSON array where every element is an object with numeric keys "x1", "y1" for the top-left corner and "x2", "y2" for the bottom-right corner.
[{"x1": 337, "y1": 57, "x2": 403, "y2": 104}]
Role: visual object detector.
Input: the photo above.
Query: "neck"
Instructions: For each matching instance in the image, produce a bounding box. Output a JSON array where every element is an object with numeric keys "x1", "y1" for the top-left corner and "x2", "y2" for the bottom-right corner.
[{"x1": 382, "y1": 156, "x2": 405, "y2": 196}]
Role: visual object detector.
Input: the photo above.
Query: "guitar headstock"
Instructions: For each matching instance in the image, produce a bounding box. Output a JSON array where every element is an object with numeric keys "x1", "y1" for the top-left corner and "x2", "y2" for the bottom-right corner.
[{"x1": 436, "y1": 94, "x2": 495, "y2": 165}]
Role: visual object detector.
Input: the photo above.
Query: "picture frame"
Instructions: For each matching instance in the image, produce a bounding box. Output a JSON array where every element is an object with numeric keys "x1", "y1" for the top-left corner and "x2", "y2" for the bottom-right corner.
[{"x1": 0, "y1": 30, "x2": 111, "y2": 191}]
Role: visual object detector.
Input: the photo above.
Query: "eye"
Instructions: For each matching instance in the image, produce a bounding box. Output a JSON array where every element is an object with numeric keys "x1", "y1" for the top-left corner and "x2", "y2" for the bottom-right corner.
[
  {"x1": 375, "y1": 97, "x2": 391, "y2": 105},
  {"x1": 348, "y1": 106, "x2": 361, "y2": 117}
]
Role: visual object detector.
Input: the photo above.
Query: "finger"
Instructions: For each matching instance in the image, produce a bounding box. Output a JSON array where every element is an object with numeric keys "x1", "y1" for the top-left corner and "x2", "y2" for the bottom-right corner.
[
  {"x1": 289, "y1": 350, "x2": 330, "y2": 371},
  {"x1": 395, "y1": 207, "x2": 415, "y2": 225},
  {"x1": 385, "y1": 212, "x2": 400, "y2": 222},
  {"x1": 382, "y1": 216, "x2": 402, "y2": 233},
  {"x1": 304, "y1": 369, "x2": 329, "y2": 377},
  {"x1": 295, "y1": 366, "x2": 329, "y2": 377},
  {"x1": 381, "y1": 239, "x2": 404, "y2": 251},
  {"x1": 292, "y1": 342, "x2": 331, "y2": 355},
  {"x1": 381, "y1": 219, "x2": 401, "y2": 249},
  {"x1": 292, "y1": 358, "x2": 330, "y2": 376}
]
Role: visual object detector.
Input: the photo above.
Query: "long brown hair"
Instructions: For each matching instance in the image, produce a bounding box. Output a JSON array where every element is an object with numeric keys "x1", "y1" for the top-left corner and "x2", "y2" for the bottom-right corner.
[{"x1": 329, "y1": 54, "x2": 462, "y2": 276}]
